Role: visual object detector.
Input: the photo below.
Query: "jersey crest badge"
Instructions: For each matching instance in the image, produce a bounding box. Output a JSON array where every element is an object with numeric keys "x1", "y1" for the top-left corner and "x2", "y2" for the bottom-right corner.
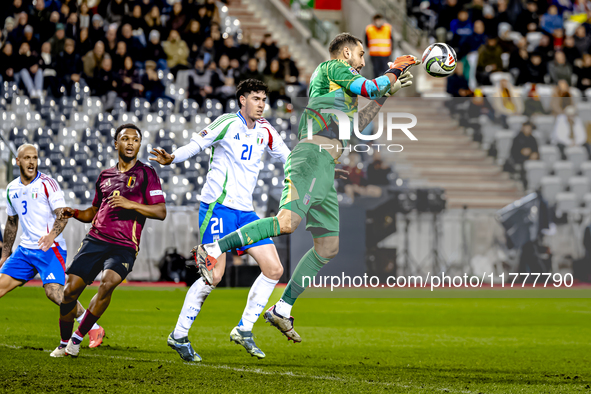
[
  {"x1": 349, "y1": 67, "x2": 359, "y2": 75},
  {"x1": 127, "y1": 176, "x2": 136, "y2": 188},
  {"x1": 199, "y1": 130, "x2": 208, "y2": 138},
  {"x1": 31, "y1": 192, "x2": 38, "y2": 199},
  {"x1": 256, "y1": 136, "x2": 264, "y2": 145}
]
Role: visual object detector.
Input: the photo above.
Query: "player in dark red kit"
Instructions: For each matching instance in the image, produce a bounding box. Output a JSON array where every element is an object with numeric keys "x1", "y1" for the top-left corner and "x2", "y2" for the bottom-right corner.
[{"x1": 51, "y1": 124, "x2": 167, "y2": 358}]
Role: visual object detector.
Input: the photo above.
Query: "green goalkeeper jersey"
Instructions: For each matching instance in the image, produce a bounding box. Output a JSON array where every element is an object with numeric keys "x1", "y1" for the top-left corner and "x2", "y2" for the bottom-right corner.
[{"x1": 297, "y1": 59, "x2": 390, "y2": 146}]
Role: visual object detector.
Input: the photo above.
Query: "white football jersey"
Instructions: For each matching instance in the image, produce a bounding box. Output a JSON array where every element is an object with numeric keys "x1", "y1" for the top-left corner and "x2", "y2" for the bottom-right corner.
[
  {"x1": 193, "y1": 112, "x2": 290, "y2": 211},
  {"x1": 5, "y1": 172, "x2": 67, "y2": 250}
]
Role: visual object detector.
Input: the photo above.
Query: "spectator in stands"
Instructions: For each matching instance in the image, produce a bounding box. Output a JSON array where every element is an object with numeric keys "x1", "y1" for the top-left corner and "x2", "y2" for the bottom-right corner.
[
  {"x1": 509, "y1": 38, "x2": 531, "y2": 85},
  {"x1": 237, "y1": 31, "x2": 255, "y2": 62},
  {"x1": 506, "y1": 121, "x2": 539, "y2": 185},
  {"x1": 526, "y1": 52, "x2": 547, "y2": 83},
  {"x1": 83, "y1": 40, "x2": 105, "y2": 79},
  {"x1": 209, "y1": 22, "x2": 223, "y2": 51},
  {"x1": 169, "y1": 2, "x2": 187, "y2": 33},
  {"x1": 259, "y1": 33, "x2": 278, "y2": 65},
  {"x1": 534, "y1": 34, "x2": 555, "y2": 64},
  {"x1": 2, "y1": 17, "x2": 15, "y2": 47},
  {"x1": 103, "y1": 25, "x2": 118, "y2": 56},
  {"x1": 55, "y1": 38, "x2": 83, "y2": 95},
  {"x1": 552, "y1": 105, "x2": 589, "y2": 159},
  {"x1": 548, "y1": 51, "x2": 573, "y2": 85},
  {"x1": 562, "y1": 35, "x2": 580, "y2": 66},
  {"x1": 39, "y1": 41, "x2": 57, "y2": 97},
  {"x1": 240, "y1": 57, "x2": 264, "y2": 83},
  {"x1": 8, "y1": 0, "x2": 26, "y2": 17},
  {"x1": 112, "y1": 41, "x2": 127, "y2": 73},
  {"x1": 481, "y1": 3, "x2": 498, "y2": 37},
  {"x1": 574, "y1": 25, "x2": 591, "y2": 55},
  {"x1": 219, "y1": 36, "x2": 240, "y2": 63},
  {"x1": 366, "y1": 154, "x2": 392, "y2": 186},
  {"x1": 89, "y1": 14, "x2": 105, "y2": 44},
  {"x1": 78, "y1": 3, "x2": 90, "y2": 30},
  {"x1": 44, "y1": 0, "x2": 61, "y2": 14},
  {"x1": 218, "y1": 54, "x2": 240, "y2": 81},
  {"x1": 142, "y1": 60, "x2": 167, "y2": 103},
  {"x1": 446, "y1": 61, "x2": 470, "y2": 97},
  {"x1": 214, "y1": 76, "x2": 236, "y2": 107},
  {"x1": 476, "y1": 36, "x2": 503, "y2": 85},
  {"x1": 65, "y1": 11, "x2": 78, "y2": 40},
  {"x1": 126, "y1": 4, "x2": 147, "y2": 41},
  {"x1": 254, "y1": 48, "x2": 266, "y2": 73},
  {"x1": 435, "y1": 0, "x2": 461, "y2": 40},
  {"x1": 460, "y1": 19, "x2": 487, "y2": 57},
  {"x1": 49, "y1": 23, "x2": 65, "y2": 57},
  {"x1": 365, "y1": 14, "x2": 394, "y2": 78},
  {"x1": 516, "y1": 1, "x2": 540, "y2": 35},
  {"x1": 30, "y1": 0, "x2": 51, "y2": 36},
  {"x1": 493, "y1": 78, "x2": 524, "y2": 121},
  {"x1": 106, "y1": 0, "x2": 127, "y2": 25},
  {"x1": 540, "y1": 5, "x2": 563, "y2": 34},
  {"x1": 22, "y1": 25, "x2": 40, "y2": 54},
  {"x1": 119, "y1": 23, "x2": 143, "y2": 60},
  {"x1": 0, "y1": 42, "x2": 15, "y2": 83},
  {"x1": 188, "y1": 57, "x2": 214, "y2": 106},
  {"x1": 163, "y1": 29, "x2": 190, "y2": 76},
  {"x1": 198, "y1": 35, "x2": 216, "y2": 65},
  {"x1": 9, "y1": 12, "x2": 28, "y2": 45},
  {"x1": 183, "y1": 19, "x2": 203, "y2": 61},
  {"x1": 449, "y1": 9, "x2": 473, "y2": 49},
  {"x1": 342, "y1": 153, "x2": 382, "y2": 203},
  {"x1": 92, "y1": 55, "x2": 119, "y2": 111},
  {"x1": 146, "y1": 30, "x2": 167, "y2": 71},
  {"x1": 145, "y1": 6, "x2": 164, "y2": 37},
  {"x1": 523, "y1": 84, "x2": 548, "y2": 116},
  {"x1": 575, "y1": 53, "x2": 591, "y2": 92},
  {"x1": 118, "y1": 55, "x2": 142, "y2": 107},
  {"x1": 16, "y1": 41, "x2": 44, "y2": 98},
  {"x1": 277, "y1": 45, "x2": 299, "y2": 84},
  {"x1": 550, "y1": 79, "x2": 574, "y2": 114},
  {"x1": 77, "y1": 27, "x2": 92, "y2": 56},
  {"x1": 264, "y1": 58, "x2": 285, "y2": 104}
]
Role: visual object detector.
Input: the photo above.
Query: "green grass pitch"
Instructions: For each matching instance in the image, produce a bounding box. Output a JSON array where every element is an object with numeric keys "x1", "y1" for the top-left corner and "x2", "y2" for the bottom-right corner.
[{"x1": 1, "y1": 286, "x2": 590, "y2": 393}]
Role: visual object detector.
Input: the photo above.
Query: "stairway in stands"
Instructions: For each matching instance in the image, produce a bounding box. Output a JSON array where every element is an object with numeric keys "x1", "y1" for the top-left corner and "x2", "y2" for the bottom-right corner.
[
  {"x1": 381, "y1": 98, "x2": 524, "y2": 209},
  {"x1": 225, "y1": 0, "x2": 318, "y2": 81}
]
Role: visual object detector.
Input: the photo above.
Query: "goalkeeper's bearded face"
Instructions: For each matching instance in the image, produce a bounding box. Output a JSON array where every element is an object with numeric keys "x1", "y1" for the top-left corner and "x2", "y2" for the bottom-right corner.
[{"x1": 345, "y1": 42, "x2": 366, "y2": 73}]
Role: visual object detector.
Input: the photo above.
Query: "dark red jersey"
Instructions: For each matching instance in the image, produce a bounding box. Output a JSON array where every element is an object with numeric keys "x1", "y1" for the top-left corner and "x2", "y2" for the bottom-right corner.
[{"x1": 89, "y1": 160, "x2": 165, "y2": 251}]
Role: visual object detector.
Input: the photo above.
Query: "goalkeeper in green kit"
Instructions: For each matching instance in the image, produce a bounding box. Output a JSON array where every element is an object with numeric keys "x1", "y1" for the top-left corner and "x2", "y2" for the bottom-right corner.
[{"x1": 192, "y1": 33, "x2": 419, "y2": 342}]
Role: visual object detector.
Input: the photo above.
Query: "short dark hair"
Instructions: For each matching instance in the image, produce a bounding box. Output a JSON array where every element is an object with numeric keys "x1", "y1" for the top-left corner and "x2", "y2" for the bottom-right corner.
[
  {"x1": 328, "y1": 33, "x2": 362, "y2": 57},
  {"x1": 236, "y1": 79, "x2": 268, "y2": 108},
  {"x1": 373, "y1": 14, "x2": 383, "y2": 20},
  {"x1": 115, "y1": 123, "x2": 142, "y2": 140}
]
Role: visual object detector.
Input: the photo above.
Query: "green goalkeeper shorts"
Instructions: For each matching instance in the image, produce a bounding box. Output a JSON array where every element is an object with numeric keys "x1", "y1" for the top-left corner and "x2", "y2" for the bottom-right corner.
[{"x1": 279, "y1": 142, "x2": 339, "y2": 238}]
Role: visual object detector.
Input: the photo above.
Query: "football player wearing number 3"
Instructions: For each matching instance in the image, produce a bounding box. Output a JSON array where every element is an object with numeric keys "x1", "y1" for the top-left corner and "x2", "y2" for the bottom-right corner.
[
  {"x1": 52, "y1": 124, "x2": 167, "y2": 358},
  {"x1": 150, "y1": 79, "x2": 291, "y2": 361}
]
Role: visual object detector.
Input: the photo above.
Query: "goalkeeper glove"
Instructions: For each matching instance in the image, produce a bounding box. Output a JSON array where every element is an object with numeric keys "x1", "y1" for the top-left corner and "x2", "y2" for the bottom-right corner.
[
  {"x1": 384, "y1": 55, "x2": 420, "y2": 81},
  {"x1": 388, "y1": 69, "x2": 414, "y2": 96}
]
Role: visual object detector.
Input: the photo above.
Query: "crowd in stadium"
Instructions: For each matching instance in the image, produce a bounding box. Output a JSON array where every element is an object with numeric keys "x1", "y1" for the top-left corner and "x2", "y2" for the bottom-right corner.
[{"x1": 0, "y1": 0, "x2": 300, "y2": 109}]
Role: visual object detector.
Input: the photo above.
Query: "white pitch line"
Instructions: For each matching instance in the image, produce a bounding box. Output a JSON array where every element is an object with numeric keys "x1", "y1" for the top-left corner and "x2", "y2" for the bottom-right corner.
[{"x1": 0, "y1": 343, "x2": 476, "y2": 394}]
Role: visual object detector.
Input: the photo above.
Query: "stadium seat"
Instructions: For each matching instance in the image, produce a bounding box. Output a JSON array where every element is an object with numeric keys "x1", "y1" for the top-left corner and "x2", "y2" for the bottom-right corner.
[
  {"x1": 9, "y1": 127, "x2": 30, "y2": 142},
  {"x1": 131, "y1": 98, "x2": 151, "y2": 120},
  {"x1": 506, "y1": 115, "x2": 528, "y2": 132},
  {"x1": 118, "y1": 112, "x2": 139, "y2": 126},
  {"x1": 167, "y1": 114, "x2": 187, "y2": 134},
  {"x1": 71, "y1": 112, "x2": 90, "y2": 131},
  {"x1": 225, "y1": 99, "x2": 238, "y2": 113},
  {"x1": 555, "y1": 192, "x2": 578, "y2": 215},
  {"x1": 38, "y1": 97, "x2": 57, "y2": 122},
  {"x1": 203, "y1": 98, "x2": 223, "y2": 118},
  {"x1": 13, "y1": 96, "x2": 31, "y2": 117},
  {"x1": 111, "y1": 98, "x2": 127, "y2": 120},
  {"x1": 2, "y1": 81, "x2": 17, "y2": 103},
  {"x1": 565, "y1": 146, "x2": 588, "y2": 172},
  {"x1": 58, "y1": 127, "x2": 78, "y2": 147},
  {"x1": 70, "y1": 82, "x2": 90, "y2": 105},
  {"x1": 152, "y1": 98, "x2": 174, "y2": 119},
  {"x1": 143, "y1": 113, "x2": 164, "y2": 133},
  {"x1": 83, "y1": 97, "x2": 104, "y2": 118},
  {"x1": 553, "y1": 161, "x2": 574, "y2": 186},
  {"x1": 540, "y1": 176, "x2": 562, "y2": 204},
  {"x1": 59, "y1": 97, "x2": 78, "y2": 120},
  {"x1": 568, "y1": 176, "x2": 589, "y2": 204},
  {"x1": 183, "y1": 191, "x2": 199, "y2": 206},
  {"x1": 23, "y1": 112, "x2": 41, "y2": 130},
  {"x1": 180, "y1": 98, "x2": 199, "y2": 121},
  {"x1": 494, "y1": 130, "x2": 514, "y2": 163},
  {"x1": 1, "y1": 111, "x2": 17, "y2": 130},
  {"x1": 584, "y1": 193, "x2": 591, "y2": 208},
  {"x1": 539, "y1": 145, "x2": 559, "y2": 170},
  {"x1": 531, "y1": 115, "x2": 554, "y2": 144},
  {"x1": 581, "y1": 162, "x2": 591, "y2": 183}
]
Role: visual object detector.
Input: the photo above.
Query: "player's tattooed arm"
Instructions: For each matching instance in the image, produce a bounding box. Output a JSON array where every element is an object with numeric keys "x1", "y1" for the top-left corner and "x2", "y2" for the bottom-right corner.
[
  {"x1": 1, "y1": 215, "x2": 19, "y2": 265},
  {"x1": 60, "y1": 206, "x2": 99, "y2": 223},
  {"x1": 38, "y1": 209, "x2": 69, "y2": 252},
  {"x1": 357, "y1": 101, "x2": 383, "y2": 134}
]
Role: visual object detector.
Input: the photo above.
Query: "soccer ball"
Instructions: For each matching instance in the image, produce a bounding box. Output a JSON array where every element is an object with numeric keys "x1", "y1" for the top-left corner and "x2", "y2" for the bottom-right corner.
[{"x1": 422, "y1": 43, "x2": 457, "y2": 78}]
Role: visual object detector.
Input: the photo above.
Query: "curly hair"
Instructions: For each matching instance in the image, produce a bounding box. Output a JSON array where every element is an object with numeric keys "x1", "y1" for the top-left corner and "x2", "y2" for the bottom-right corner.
[{"x1": 236, "y1": 79, "x2": 268, "y2": 108}]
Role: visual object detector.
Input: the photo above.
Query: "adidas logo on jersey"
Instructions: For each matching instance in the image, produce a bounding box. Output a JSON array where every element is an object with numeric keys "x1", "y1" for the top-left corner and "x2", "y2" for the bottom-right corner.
[
  {"x1": 234, "y1": 134, "x2": 240, "y2": 140},
  {"x1": 46, "y1": 273, "x2": 56, "y2": 280},
  {"x1": 11, "y1": 193, "x2": 18, "y2": 199}
]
